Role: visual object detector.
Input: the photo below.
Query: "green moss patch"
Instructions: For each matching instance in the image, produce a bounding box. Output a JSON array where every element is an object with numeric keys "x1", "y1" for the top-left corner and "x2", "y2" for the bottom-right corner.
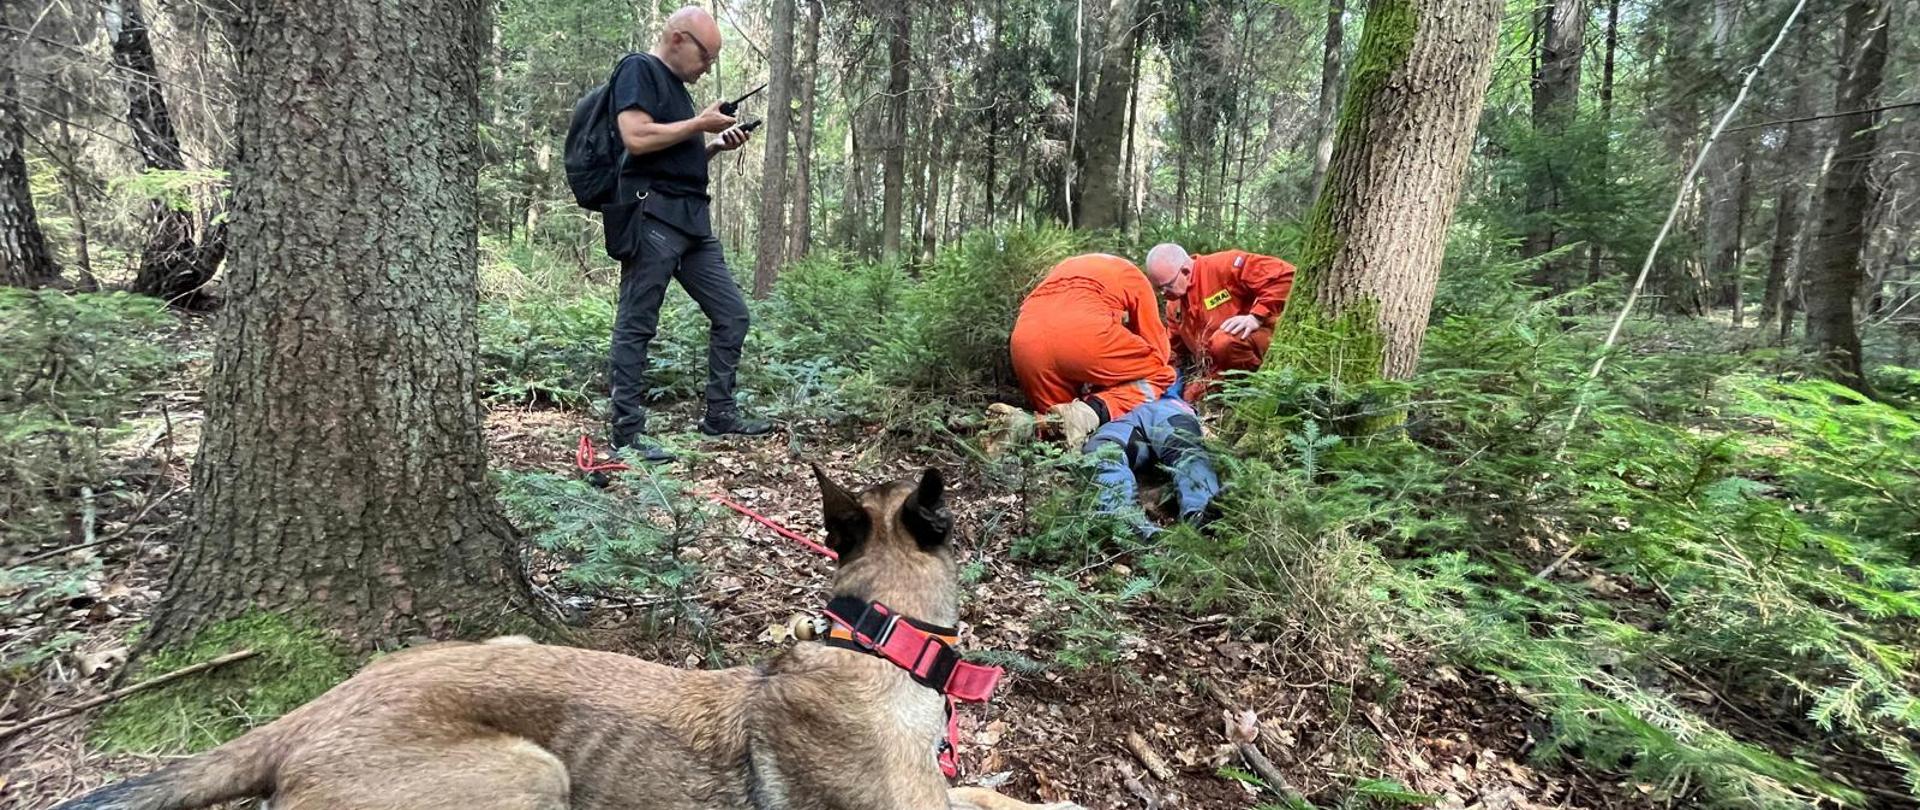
[{"x1": 91, "y1": 613, "x2": 352, "y2": 754}]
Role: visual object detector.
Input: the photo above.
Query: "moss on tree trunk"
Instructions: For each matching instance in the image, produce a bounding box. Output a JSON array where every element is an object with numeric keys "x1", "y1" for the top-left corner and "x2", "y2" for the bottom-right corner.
[{"x1": 1270, "y1": 0, "x2": 1502, "y2": 394}]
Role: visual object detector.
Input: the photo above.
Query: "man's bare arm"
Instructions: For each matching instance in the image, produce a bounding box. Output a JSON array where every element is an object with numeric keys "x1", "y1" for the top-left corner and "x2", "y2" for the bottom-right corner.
[{"x1": 618, "y1": 103, "x2": 735, "y2": 156}]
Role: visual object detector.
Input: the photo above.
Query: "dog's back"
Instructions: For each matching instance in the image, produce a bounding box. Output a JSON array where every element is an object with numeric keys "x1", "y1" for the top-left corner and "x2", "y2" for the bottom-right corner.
[{"x1": 54, "y1": 640, "x2": 759, "y2": 810}]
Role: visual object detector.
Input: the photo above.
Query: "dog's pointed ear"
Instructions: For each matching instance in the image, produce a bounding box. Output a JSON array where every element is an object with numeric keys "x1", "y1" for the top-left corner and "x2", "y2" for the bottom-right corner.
[
  {"x1": 902, "y1": 467, "x2": 952, "y2": 550},
  {"x1": 813, "y1": 463, "x2": 870, "y2": 559}
]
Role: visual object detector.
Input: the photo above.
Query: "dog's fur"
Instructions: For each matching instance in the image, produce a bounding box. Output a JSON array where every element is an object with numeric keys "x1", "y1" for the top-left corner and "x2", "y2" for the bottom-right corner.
[{"x1": 53, "y1": 467, "x2": 1078, "y2": 810}]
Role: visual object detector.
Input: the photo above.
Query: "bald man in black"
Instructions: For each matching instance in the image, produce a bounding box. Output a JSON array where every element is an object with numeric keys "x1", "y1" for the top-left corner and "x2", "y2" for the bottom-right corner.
[{"x1": 602, "y1": 7, "x2": 770, "y2": 463}]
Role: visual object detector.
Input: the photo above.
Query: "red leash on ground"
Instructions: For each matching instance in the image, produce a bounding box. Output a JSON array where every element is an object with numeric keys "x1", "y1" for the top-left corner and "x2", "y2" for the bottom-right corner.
[{"x1": 574, "y1": 436, "x2": 839, "y2": 560}]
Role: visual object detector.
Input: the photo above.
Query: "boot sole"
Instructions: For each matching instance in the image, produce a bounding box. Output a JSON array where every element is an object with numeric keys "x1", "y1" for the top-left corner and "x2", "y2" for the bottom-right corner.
[{"x1": 699, "y1": 426, "x2": 774, "y2": 437}]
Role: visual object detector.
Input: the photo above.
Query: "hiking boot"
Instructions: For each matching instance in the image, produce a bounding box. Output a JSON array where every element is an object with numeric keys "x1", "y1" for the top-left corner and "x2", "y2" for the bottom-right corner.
[
  {"x1": 699, "y1": 409, "x2": 774, "y2": 437},
  {"x1": 612, "y1": 435, "x2": 678, "y2": 465},
  {"x1": 1181, "y1": 504, "x2": 1223, "y2": 534}
]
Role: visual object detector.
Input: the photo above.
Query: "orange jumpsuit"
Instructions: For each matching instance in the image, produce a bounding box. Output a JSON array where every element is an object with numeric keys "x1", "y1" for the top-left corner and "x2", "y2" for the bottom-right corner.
[
  {"x1": 1010, "y1": 254, "x2": 1177, "y2": 422},
  {"x1": 1168, "y1": 251, "x2": 1296, "y2": 399}
]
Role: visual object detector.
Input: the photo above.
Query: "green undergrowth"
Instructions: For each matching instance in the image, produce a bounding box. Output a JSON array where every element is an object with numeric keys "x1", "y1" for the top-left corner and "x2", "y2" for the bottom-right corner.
[{"x1": 1182, "y1": 255, "x2": 1919, "y2": 805}]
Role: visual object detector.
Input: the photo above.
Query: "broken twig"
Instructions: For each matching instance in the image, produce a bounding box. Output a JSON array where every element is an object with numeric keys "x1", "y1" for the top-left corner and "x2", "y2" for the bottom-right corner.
[{"x1": 0, "y1": 649, "x2": 259, "y2": 740}]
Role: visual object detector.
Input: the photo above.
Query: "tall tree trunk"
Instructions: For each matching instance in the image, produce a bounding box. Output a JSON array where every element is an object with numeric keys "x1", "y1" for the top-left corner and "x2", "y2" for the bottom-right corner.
[
  {"x1": 58, "y1": 127, "x2": 98, "y2": 291},
  {"x1": 984, "y1": 0, "x2": 1002, "y2": 227},
  {"x1": 1, "y1": 6, "x2": 61, "y2": 290},
  {"x1": 1227, "y1": 3, "x2": 1256, "y2": 236},
  {"x1": 752, "y1": 0, "x2": 796, "y2": 298},
  {"x1": 1524, "y1": 0, "x2": 1585, "y2": 293},
  {"x1": 984, "y1": 113, "x2": 999, "y2": 227},
  {"x1": 709, "y1": 0, "x2": 726, "y2": 241},
  {"x1": 942, "y1": 137, "x2": 961, "y2": 242},
  {"x1": 1288, "y1": 0, "x2": 1501, "y2": 381},
  {"x1": 1074, "y1": 0, "x2": 1141, "y2": 231},
  {"x1": 114, "y1": 0, "x2": 221, "y2": 305},
  {"x1": 919, "y1": 104, "x2": 946, "y2": 260},
  {"x1": 788, "y1": 0, "x2": 821, "y2": 260},
  {"x1": 880, "y1": 1, "x2": 910, "y2": 258},
  {"x1": 1701, "y1": 0, "x2": 1749, "y2": 323},
  {"x1": 1783, "y1": 140, "x2": 1836, "y2": 343},
  {"x1": 145, "y1": 0, "x2": 530, "y2": 651},
  {"x1": 1585, "y1": 0, "x2": 1617, "y2": 288},
  {"x1": 839, "y1": 49, "x2": 867, "y2": 253},
  {"x1": 1307, "y1": 0, "x2": 1345, "y2": 202},
  {"x1": 1801, "y1": 0, "x2": 1890, "y2": 393},
  {"x1": 1121, "y1": 41, "x2": 1142, "y2": 232},
  {"x1": 1762, "y1": 49, "x2": 1817, "y2": 337},
  {"x1": 1175, "y1": 150, "x2": 1189, "y2": 225},
  {"x1": 523, "y1": 139, "x2": 550, "y2": 241}
]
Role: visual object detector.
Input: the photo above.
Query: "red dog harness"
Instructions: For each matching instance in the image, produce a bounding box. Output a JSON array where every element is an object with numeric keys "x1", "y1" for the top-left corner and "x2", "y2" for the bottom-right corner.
[{"x1": 821, "y1": 596, "x2": 1003, "y2": 777}]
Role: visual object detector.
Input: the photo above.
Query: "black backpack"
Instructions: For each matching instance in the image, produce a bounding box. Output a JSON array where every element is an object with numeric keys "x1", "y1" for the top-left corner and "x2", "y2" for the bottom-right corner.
[{"x1": 564, "y1": 53, "x2": 642, "y2": 212}]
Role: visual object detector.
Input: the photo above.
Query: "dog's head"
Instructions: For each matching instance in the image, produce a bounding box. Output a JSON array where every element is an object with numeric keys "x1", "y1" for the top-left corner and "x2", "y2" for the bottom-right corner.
[{"x1": 812, "y1": 465, "x2": 960, "y2": 625}]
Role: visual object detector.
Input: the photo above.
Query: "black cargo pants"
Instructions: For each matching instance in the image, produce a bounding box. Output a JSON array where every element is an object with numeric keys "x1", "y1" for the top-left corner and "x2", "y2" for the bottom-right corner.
[{"x1": 601, "y1": 182, "x2": 749, "y2": 446}]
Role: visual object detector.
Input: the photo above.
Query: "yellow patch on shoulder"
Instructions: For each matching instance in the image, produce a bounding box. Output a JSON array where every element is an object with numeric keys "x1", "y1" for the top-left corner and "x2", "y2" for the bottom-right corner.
[{"x1": 1204, "y1": 289, "x2": 1232, "y2": 310}]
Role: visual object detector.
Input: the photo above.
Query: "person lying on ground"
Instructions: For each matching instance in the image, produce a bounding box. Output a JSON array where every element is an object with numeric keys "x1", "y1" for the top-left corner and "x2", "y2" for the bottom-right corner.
[{"x1": 1081, "y1": 392, "x2": 1221, "y2": 538}]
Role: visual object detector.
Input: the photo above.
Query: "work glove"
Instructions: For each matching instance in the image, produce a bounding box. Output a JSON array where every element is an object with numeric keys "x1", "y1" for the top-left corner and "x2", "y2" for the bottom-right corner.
[
  {"x1": 1049, "y1": 400, "x2": 1100, "y2": 448},
  {"x1": 1219, "y1": 314, "x2": 1261, "y2": 339}
]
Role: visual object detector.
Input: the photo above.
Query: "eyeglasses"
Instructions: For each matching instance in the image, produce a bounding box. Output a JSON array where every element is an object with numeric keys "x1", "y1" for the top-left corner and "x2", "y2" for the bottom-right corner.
[
  {"x1": 1155, "y1": 265, "x2": 1192, "y2": 293},
  {"x1": 675, "y1": 28, "x2": 718, "y2": 65}
]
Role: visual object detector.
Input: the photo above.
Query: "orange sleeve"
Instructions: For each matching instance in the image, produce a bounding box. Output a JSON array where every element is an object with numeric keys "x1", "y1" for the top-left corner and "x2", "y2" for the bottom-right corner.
[
  {"x1": 1240, "y1": 254, "x2": 1297, "y2": 322},
  {"x1": 1122, "y1": 269, "x2": 1173, "y2": 363}
]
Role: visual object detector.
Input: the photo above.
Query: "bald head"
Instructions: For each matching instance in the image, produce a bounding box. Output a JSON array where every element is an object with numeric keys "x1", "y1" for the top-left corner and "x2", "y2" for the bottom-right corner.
[
  {"x1": 662, "y1": 7, "x2": 719, "y2": 44},
  {"x1": 655, "y1": 6, "x2": 722, "y2": 82},
  {"x1": 1145, "y1": 243, "x2": 1191, "y2": 291}
]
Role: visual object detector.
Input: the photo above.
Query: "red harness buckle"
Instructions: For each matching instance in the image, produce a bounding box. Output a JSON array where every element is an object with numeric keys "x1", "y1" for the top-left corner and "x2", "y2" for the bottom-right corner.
[
  {"x1": 823, "y1": 597, "x2": 1004, "y2": 703},
  {"x1": 820, "y1": 596, "x2": 1005, "y2": 778}
]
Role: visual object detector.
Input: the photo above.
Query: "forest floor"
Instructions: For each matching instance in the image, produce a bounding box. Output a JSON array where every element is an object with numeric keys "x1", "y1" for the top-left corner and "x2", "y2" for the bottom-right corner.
[{"x1": 2, "y1": 321, "x2": 1645, "y2": 810}]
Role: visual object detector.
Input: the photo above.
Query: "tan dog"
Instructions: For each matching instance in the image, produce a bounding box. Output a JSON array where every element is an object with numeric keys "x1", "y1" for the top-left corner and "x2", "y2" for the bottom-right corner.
[{"x1": 53, "y1": 467, "x2": 1080, "y2": 810}]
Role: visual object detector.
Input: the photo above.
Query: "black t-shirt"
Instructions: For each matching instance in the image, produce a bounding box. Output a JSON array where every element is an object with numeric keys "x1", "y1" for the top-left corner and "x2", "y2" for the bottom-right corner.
[{"x1": 610, "y1": 53, "x2": 708, "y2": 198}]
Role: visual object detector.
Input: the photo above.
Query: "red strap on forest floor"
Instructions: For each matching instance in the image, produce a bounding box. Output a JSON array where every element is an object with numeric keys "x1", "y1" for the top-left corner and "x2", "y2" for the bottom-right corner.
[{"x1": 575, "y1": 435, "x2": 838, "y2": 560}]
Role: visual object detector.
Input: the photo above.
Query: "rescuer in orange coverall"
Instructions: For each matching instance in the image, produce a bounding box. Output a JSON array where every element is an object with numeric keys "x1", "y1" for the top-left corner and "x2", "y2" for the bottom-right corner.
[
  {"x1": 1145, "y1": 243, "x2": 1296, "y2": 400},
  {"x1": 1010, "y1": 253, "x2": 1179, "y2": 442}
]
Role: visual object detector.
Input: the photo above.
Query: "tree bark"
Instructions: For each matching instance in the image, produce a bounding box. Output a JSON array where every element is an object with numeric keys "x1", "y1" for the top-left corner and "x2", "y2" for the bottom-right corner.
[
  {"x1": 522, "y1": 138, "x2": 549, "y2": 241},
  {"x1": 984, "y1": 0, "x2": 1003, "y2": 226},
  {"x1": 1159, "y1": 6, "x2": 1228, "y2": 228},
  {"x1": 1074, "y1": 0, "x2": 1141, "y2": 231},
  {"x1": 1585, "y1": 0, "x2": 1617, "y2": 288},
  {"x1": 919, "y1": 101, "x2": 946, "y2": 259},
  {"x1": 1761, "y1": 47, "x2": 1817, "y2": 335},
  {"x1": 839, "y1": 78, "x2": 869, "y2": 252},
  {"x1": 1227, "y1": 4, "x2": 1256, "y2": 236},
  {"x1": 1801, "y1": 0, "x2": 1890, "y2": 393},
  {"x1": 59, "y1": 144, "x2": 97, "y2": 290},
  {"x1": 880, "y1": 1, "x2": 910, "y2": 258},
  {"x1": 146, "y1": 0, "x2": 531, "y2": 651},
  {"x1": 113, "y1": 0, "x2": 222, "y2": 305},
  {"x1": 1307, "y1": 0, "x2": 1345, "y2": 201},
  {"x1": 1290, "y1": 0, "x2": 1502, "y2": 381},
  {"x1": 1700, "y1": 0, "x2": 1749, "y2": 323},
  {"x1": 1524, "y1": 0, "x2": 1584, "y2": 292},
  {"x1": 787, "y1": 0, "x2": 821, "y2": 260},
  {"x1": 1, "y1": 4, "x2": 61, "y2": 290},
  {"x1": 751, "y1": 0, "x2": 796, "y2": 298},
  {"x1": 1121, "y1": 40, "x2": 1143, "y2": 232},
  {"x1": 1175, "y1": 150, "x2": 1189, "y2": 225}
]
